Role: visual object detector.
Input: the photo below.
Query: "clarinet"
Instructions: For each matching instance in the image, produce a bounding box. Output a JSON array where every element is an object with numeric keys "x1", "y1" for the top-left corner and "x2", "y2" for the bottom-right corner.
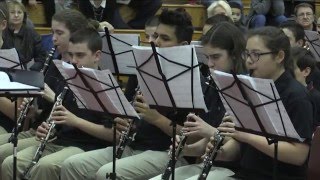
[
  {"x1": 8, "y1": 48, "x2": 56, "y2": 143},
  {"x1": 21, "y1": 87, "x2": 68, "y2": 180},
  {"x1": 197, "y1": 131, "x2": 224, "y2": 180},
  {"x1": 116, "y1": 86, "x2": 140, "y2": 159},
  {"x1": 161, "y1": 130, "x2": 188, "y2": 180}
]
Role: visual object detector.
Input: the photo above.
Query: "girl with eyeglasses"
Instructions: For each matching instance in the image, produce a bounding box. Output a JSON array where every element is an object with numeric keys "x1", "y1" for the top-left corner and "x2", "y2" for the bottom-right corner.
[{"x1": 203, "y1": 26, "x2": 314, "y2": 180}]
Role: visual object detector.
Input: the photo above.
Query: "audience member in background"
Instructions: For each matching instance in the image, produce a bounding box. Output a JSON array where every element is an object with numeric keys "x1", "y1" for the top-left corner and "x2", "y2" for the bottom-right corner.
[
  {"x1": 124, "y1": 15, "x2": 159, "y2": 102},
  {"x1": 78, "y1": 0, "x2": 162, "y2": 29},
  {"x1": 3, "y1": 0, "x2": 46, "y2": 71},
  {"x1": 247, "y1": 0, "x2": 287, "y2": 28},
  {"x1": 279, "y1": 21, "x2": 306, "y2": 47},
  {"x1": 294, "y1": 2, "x2": 316, "y2": 31},
  {"x1": 207, "y1": 0, "x2": 233, "y2": 21},
  {"x1": 202, "y1": 14, "x2": 233, "y2": 37},
  {"x1": 143, "y1": 15, "x2": 159, "y2": 44},
  {"x1": 199, "y1": 0, "x2": 241, "y2": 8},
  {"x1": 291, "y1": 46, "x2": 320, "y2": 129},
  {"x1": 229, "y1": 1, "x2": 247, "y2": 34}
]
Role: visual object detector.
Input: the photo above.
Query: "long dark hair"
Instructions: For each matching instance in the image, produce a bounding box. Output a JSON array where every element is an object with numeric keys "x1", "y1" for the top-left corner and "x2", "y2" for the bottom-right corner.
[{"x1": 201, "y1": 21, "x2": 247, "y2": 74}]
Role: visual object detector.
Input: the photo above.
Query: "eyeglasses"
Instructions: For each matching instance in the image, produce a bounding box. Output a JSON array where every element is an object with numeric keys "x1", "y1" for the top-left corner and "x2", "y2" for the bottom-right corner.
[
  {"x1": 297, "y1": 13, "x2": 314, "y2": 18},
  {"x1": 242, "y1": 51, "x2": 276, "y2": 62}
]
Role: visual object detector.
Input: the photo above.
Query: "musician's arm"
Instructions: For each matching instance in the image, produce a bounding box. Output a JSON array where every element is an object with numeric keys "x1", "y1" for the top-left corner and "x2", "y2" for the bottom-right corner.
[
  {"x1": 0, "y1": 97, "x2": 17, "y2": 120},
  {"x1": 215, "y1": 138, "x2": 241, "y2": 161},
  {"x1": 52, "y1": 106, "x2": 115, "y2": 142},
  {"x1": 236, "y1": 132, "x2": 309, "y2": 165},
  {"x1": 183, "y1": 137, "x2": 209, "y2": 156},
  {"x1": 72, "y1": 118, "x2": 115, "y2": 142},
  {"x1": 151, "y1": 114, "x2": 183, "y2": 137}
]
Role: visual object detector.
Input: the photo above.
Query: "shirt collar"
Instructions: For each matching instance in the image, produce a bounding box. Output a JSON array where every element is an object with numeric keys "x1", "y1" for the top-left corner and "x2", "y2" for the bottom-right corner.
[{"x1": 89, "y1": 0, "x2": 106, "y2": 8}]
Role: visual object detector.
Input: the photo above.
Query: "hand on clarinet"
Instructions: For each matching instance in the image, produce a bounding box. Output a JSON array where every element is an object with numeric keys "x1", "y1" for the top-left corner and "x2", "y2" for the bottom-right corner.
[
  {"x1": 133, "y1": 94, "x2": 163, "y2": 125},
  {"x1": 18, "y1": 97, "x2": 37, "y2": 119},
  {"x1": 202, "y1": 136, "x2": 215, "y2": 159},
  {"x1": 217, "y1": 115, "x2": 250, "y2": 143},
  {"x1": 36, "y1": 122, "x2": 50, "y2": 140},
  {"x1": 169, "y1": 135, "x2": 181, "y2": 155},
  {"x1": 51, "y1": 105, "x2": 78, "y2": 127},
  {"x1": 182, "y1": 113, "x2": 216, "y2": 138},
  {"x1": 114, "y1": 117, "x2": 130, "y2": 132}
]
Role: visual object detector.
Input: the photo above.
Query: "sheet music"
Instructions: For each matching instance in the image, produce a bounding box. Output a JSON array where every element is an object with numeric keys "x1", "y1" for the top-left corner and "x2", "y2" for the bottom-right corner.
[
  {"x1": 133, "y1": 45, "x2": 208, "y2": 112},
  {"x1": 99, "y1": 33, "x2": 140, "y2": 75},
  {"x1": 190, "y1": 41, "x2": 207, "y2": 64},
  {"x1": 212, "y1": 70, "x2": 303, "y2": 142},
  {"x1": 304, "y1": 30, "x2": 320, "y2": 62},
  {"x1": 0, "y1": 48, "x2": 22, "y2": 69},
  {"x1": 0, "y1": 71, "x2": 40, "y2": 91},
  {"x1": 53, "y1": 60, "x2": 139, "y2": 119}
]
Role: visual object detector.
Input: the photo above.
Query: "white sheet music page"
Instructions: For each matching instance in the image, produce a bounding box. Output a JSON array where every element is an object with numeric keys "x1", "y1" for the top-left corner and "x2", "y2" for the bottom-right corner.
[
  {"x1": 53, "y1": 60, "x2": 139, "y2": 119},
  {"x1": 99, "y1": 33, "x2": 139, "y2": 75},
  {"x1": 190, "y1": 41, "x2": 207, "y2": 65},
  {"x1": 133, "y1": 45, "x2": 207, "y2": 112},
  {"x1": 212, "y1": 70, "x2": 303, "y2": 142},
  {"x1": 0, "y1": 71, "x2": 40, "y2": 90},
  {"x1": 0, "y1": 48, "x2": 21, "y2": 69}
]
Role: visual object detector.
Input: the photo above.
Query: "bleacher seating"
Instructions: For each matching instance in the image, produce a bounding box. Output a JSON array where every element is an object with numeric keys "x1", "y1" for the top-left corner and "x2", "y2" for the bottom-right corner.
[{"x1": 29, "y1": 1, "x2": 320, "y2": 35}]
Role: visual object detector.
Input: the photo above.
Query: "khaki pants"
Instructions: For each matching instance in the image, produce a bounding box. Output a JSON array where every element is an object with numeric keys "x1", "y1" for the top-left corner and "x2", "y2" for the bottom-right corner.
[
  {"x1": 1, "y1": 143, "x2": 84, "y2": 180},
  {"x1": 0, "y1": 129, "x2": 38, "y2": 164},
  {"x1": 61, "y1": 146, "x2": 188, "y2": 180},
  {"x1": 0, "y1": 126, "x2": 7, "y2": 135},
  {"x1": 150, "y1": 163, "x2": 235, "y2": 180}
]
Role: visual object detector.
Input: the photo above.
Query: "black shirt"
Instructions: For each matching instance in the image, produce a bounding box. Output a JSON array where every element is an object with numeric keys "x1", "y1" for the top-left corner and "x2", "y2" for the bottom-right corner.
[
  {"x1": 128, "y1": 74, "x2": 224, "y2": 151},
  {"x1": 237, "y1": 71, "x2": 314, "y2": 180},
  {"x1": 40, "y1": 62, "x2": 111, "y2": 151},
  {"x1": 78, "y1": 1, "x2": 115, "y2": 25}
]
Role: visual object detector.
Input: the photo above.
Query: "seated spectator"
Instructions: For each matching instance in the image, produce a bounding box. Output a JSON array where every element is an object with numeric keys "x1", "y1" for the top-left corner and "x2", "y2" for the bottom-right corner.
[
  {"x1": 197, "y1": 0, "x2": 242, "y2": 8},
  {"x1": 207, "y1": 0, "x2": 232, "y2": 20},
  {"x1": 294, "y1": 2, "x2": 316, "y2": 31},
  {"x1": 202, "y1": 14, "x2": 233, "y2": 36},
  {"x1": 279, "y1": 21, "x2": 305, "y2": 47},
  {"x1": 3, "y1": 0, "x2": 46, "y2": 71},
  {"x1": 78, "y1": 0, "x2": 162, "y2": 29},
  {"x1": 247, "y1": 0, "x2": 287, "y2": 28},
  {"x1": 229, "y1": 1, "x2": 247, "y2": 34}
]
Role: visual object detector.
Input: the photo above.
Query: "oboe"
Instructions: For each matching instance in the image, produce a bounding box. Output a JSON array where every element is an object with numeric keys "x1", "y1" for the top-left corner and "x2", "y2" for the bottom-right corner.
[
  {"x1": 8, "y1": 48, "x2": 56, "y2": 143},
  {"x1": 161, "y1": 130, "x2": 188, "y2": 180},
  {"x1": 116, "y1": 86, "x2": 140, "y2": 159},
  {"x1": 198, "y1": 131, "x2": 224, "y2": 180},
  {"x1": 21, "y1": 86, "x2": 68, "y2": 180}
]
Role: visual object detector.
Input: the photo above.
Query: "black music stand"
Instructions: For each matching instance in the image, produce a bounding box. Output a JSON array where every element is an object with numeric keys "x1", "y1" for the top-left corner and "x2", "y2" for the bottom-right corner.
[
  {"x1": 53, "y1": 60, "x2": 139, "y2": 180},
  {"x1": 304, "y1": 30, "x2": 320, "y2": 62},
  {"x1": 212, "y1": 70, "x2": 304, "y2": 180},
  {"x1": 100, "y1": 28, "x2": 140, "y2": 79},
  {"x1": 133, "y1": 42, "x2": 207, "y2": 180},
  {"x1": 0, "y1": 69, "x2": 43, "y2": 180},
  {"x1": 0, "y1": 48, "x2": 25, "y2": 70}
]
